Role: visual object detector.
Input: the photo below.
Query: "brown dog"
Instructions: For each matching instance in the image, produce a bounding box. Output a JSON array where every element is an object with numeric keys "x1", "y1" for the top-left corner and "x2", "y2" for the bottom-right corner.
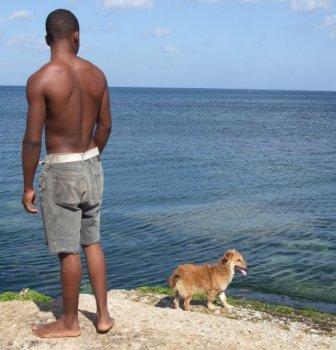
[{"x1": 169, "y1": 249, "x2": 247, "y2": 311}]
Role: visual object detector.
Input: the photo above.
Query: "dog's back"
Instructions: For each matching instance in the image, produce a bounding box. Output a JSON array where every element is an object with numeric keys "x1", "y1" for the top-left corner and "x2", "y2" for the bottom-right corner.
[{"x1": 169, "y1": 263, "x2": 213, "y2": 297}]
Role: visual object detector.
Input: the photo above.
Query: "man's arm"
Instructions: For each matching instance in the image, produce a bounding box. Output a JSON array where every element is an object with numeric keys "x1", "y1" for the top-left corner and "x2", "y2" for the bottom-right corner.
[
  {"x1": 22, "y1": 73, "x2": 46, "y2": 213},
  {"x1": 93, "y1": 79, "x2": 112, "y2": 153}
]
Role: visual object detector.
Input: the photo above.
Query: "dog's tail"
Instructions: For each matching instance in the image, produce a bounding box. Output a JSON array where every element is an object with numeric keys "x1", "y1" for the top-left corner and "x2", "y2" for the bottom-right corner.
[{"x1": 168, "y1": 270, "x2": 180, "y2": 290}]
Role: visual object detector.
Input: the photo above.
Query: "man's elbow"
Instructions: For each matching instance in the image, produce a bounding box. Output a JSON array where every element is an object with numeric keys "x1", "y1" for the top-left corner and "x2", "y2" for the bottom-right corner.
[
  {"x1": 105, "y1": 125, "x2": 112, "y2": 135},
  {"x1": 22, "y1": 136, "x2": 41, "y2": 150},
  {"x1": 95, "y1": 120, "x2": 111, "y2": 138},
  {"x1": 101, "y1": 123, "x2": 111, "y2": 136}
]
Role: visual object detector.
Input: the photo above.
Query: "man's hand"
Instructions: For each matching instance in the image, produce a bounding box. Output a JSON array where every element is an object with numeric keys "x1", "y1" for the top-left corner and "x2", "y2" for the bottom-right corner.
[{"x1": 22, "y1": 188, "x2": 39, "y2": 213}]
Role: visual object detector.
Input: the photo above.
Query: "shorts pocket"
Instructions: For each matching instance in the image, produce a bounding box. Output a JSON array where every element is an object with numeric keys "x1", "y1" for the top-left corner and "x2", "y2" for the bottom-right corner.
[
  {"x1": 38, "y1": 173, "x2": 47, "y2": 203},
  {"x1": 53, "y1": 175, "x2": 82, "y2": 208},
  {"x1": 95, "y1": 171, "x2": 104, "y2": 201}
]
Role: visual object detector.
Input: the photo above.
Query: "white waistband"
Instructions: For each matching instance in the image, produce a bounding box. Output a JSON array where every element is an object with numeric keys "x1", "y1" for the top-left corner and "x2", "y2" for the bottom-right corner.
[{"x1": 45, "y1": 147, "x2": 100, "y2": 164}]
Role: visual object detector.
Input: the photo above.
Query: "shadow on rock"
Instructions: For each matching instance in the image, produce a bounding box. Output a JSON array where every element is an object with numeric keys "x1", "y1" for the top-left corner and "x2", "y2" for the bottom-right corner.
[
  {"x1": 79, "y1": 309, "x2": 97, "y2": 327},
  {"x1": 154, "y1": 296, "x2": 206, "y2": 309},
  {"x1": 154, "y1": 296, "x2": 172, "y2": 308},
  {"x1": 34, "y1": 299, "x2": 62, "y2": 319},
  {"x1": 33, "y1": 300, "x2": 98, "y2": 327}
]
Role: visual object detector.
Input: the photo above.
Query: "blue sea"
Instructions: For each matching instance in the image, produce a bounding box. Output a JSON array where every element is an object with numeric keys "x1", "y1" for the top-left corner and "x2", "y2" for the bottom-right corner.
[{"x1": 0, "y1": 86, "x2": 335, "y2": 313}]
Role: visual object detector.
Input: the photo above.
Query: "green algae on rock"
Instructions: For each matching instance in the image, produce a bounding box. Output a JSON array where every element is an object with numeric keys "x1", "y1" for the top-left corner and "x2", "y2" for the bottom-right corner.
[{"x1": 0, "y1": 288, "x2": 52, "y2": 302}]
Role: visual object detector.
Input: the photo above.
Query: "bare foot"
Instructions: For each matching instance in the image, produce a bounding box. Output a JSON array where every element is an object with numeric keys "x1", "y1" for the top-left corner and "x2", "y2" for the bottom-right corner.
[
  {"x1": 97, "y1": 311, "x2": 115, "y2": 334},
  {"x1": 33, "y1": 316, "x2": 81, "y2": 338}
]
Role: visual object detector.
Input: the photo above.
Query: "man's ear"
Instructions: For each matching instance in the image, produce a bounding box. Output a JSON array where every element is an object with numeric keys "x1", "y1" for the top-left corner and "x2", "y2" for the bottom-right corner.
[
  {"x1": 73, "y1": 31, "x2": 80, "y2": 53},
  {"x1": 74, "y1": 31, "x2": 79, "y2": 44},
  {"x1": 222, "y1": 250, "x2": 234, "y2": 264},
  {"x1": 45, "y1": 35, "x2": 50, "y2": 46}
]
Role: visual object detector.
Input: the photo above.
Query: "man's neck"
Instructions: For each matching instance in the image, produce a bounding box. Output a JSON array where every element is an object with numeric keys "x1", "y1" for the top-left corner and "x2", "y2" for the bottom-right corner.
[{"x1": 50, "y1": 40, "x2": 76, "y2": 61}]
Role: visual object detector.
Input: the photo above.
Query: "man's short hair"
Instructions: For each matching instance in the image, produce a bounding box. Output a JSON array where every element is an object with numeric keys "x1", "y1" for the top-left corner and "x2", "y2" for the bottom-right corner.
[{"x1": 45, "y1": 9, "x2": 79, "y2": 43}]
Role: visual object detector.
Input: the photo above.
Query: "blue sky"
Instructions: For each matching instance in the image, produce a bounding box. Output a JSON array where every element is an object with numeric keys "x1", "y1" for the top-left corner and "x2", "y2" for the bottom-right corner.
[{"x1": 1, "y1": 0, "x2": 336, "y2": 90}]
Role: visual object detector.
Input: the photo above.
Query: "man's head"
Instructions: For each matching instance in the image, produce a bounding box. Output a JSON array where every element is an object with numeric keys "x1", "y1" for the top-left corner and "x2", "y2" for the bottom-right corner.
[{"x1": 45, "y1": 9, "x2": 79, "y2": 53}]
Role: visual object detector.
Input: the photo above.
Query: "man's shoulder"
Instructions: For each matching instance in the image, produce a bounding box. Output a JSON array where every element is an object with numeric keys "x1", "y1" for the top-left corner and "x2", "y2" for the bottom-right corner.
[
  {"x1": 26, "y1": 63, "x2": 51, "y2": 92},
  {"x1": 77, "y1": 57, "x2": 106, "y2": 77},
  {"x1": 26, "y1": 62, "x2": 62, "y2": 86}
]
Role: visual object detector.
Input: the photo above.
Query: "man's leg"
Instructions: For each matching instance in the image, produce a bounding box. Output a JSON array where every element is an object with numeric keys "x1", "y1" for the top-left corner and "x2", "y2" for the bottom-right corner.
[
  {"x1": 33, "y1": 253, "x2": 82, "y2": 338},
  {"x1": 82, "y1": 243, "x2": 114, "y2": 332}
]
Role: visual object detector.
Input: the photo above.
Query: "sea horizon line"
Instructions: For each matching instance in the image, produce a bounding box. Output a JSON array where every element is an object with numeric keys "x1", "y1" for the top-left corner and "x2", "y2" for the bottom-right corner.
[{"x1": 1, "y1": 85, "x2": 336, "y2": 94}]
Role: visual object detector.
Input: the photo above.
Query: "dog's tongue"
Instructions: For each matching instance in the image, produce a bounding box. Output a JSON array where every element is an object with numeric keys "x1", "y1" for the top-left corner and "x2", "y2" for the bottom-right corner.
[{"x1": 237, "y1": 267, "x2": 247, "y2": 276}]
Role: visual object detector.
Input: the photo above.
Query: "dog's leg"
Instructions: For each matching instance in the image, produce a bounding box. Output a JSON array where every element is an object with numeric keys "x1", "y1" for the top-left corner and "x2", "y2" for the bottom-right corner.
[
  {"x1": 173, "y1": 291, "x2": 180, "y2": 309},
  {"x1": 183, "y1": 295, "x2": 192, "y2": 311},
  {"x1": 219, "y1": 291, "x2": 231, "y2": 311},
  {"x1": 207, "y1": 291, "x2": 217, "y2": 310}
]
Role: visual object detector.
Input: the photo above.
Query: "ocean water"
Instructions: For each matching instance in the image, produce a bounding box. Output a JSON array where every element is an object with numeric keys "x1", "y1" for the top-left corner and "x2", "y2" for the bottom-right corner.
[{"x1": 0, "y1": 86, "x2": 335, "y2": 313}]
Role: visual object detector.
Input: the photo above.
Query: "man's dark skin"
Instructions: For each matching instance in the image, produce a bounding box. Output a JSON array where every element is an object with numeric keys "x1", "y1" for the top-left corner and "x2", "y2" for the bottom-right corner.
[{"x1": 22, "y1": 28, "x2": 113, "y2": 337}]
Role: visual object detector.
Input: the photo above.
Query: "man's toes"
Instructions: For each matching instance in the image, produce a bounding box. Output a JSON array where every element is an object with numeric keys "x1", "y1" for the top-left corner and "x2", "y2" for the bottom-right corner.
[
  {"x1": 32, "y1": 328, "x2": 42, "y2": 337},
  {"x1": 33, "y1": 327, "x2": 44, "y2": 337},
  {"x1": 32, "y1": 325, "x2": 40, "y2": 334}
]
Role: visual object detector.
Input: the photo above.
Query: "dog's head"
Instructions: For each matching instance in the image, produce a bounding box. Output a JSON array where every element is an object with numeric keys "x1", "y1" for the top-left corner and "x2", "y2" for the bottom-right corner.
[{"x1": 221, "y1": 249, "x2": 247, "y2": 276}]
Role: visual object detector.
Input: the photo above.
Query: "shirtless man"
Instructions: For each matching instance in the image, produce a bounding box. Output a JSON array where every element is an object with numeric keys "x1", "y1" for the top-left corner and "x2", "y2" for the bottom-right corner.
[{"x1": 21, "y1": 9, "x2": 113, "y2": 338}]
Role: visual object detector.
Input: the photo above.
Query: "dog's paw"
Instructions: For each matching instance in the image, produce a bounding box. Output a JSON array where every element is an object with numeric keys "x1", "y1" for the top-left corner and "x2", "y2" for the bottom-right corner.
[
  {"x1": 207, "y1": 302, "x2": 216, "y2": 310},
  {"x1": 214, "y1": 308, "x2": 223, "y2": 315},
  {"x1": 223, "y1": 305, "x2": 234, "y2": 313}
]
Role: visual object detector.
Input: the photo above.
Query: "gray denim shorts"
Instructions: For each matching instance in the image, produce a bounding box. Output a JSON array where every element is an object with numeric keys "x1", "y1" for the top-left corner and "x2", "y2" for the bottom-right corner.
[{"x1": 38, "y1": 155, "x2": 104, "y2": 255}]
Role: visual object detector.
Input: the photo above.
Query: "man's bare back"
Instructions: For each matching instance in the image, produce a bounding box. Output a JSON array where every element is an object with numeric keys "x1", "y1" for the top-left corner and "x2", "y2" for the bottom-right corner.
[{"x1": 27, "y1": 56, "x2": 110, "y2": 154}]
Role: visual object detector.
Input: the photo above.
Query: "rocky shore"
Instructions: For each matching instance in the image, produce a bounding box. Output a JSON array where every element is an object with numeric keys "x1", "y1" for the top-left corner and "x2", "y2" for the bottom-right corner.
[{"x1": 0, "y1": 288, "x2": 335, "y2": 349}]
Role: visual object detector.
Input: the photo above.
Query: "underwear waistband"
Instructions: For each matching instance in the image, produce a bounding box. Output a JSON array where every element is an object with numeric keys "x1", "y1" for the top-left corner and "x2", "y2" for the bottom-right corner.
[{"x1": 44, "y1": 147, "x2": 100, "y2": 164}]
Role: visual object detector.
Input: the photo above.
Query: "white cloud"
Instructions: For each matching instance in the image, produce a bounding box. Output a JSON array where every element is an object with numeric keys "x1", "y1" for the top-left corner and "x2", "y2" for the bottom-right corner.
[
  {"x1": 100, "y1": 0, "x2": 153, "y2": 10},
  {"x1": 194, "y1": 0, "x2": 330, "y2": 10},
  {"x1": 290, "y1": 0, "x2": 330, "y2": 11},
  {"x1": 194, "y1": 0, "x2": 259, "y2": 3},
  {"x1": 322, "y1": 15, "x2": 336, "y2": 39},
  {"x1": 154, "y1": 26, "x2": 172, "y2": 38},
  {"x1": 142, "y1": 26, "x2": 173, "y2": 38},
  {"x1": 324, "y1": 14, "x2": 336, "y2": 27},
  {"x1": 6, "y1": 35, "x2": 47, "y2": 52},
  {"x1": 163, "y1": 43, "x2": 177, "y2": 53},
  {"x1": 8, "y1": 10, "x2": 34, "y2": 21}
]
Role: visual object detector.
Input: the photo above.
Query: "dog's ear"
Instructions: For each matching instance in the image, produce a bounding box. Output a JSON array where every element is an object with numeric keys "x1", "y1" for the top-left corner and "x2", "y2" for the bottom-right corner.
[{"x1": 221, "y1": 250, "x2": 234, "y2": 264}]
